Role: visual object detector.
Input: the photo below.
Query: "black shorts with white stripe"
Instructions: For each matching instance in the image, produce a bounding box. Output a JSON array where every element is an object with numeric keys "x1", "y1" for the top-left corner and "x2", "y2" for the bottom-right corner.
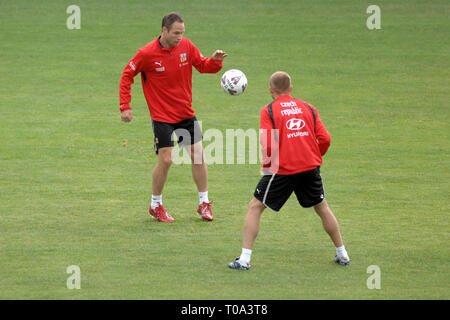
[{"x1": 253, "y1": 167, "x2": 325, "y2": 212}]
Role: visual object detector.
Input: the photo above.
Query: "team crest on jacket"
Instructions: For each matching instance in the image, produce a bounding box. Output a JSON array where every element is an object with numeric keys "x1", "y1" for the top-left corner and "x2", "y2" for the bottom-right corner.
[{"x1": 180, "y1": 52, "x2": 187, "y2": 63}]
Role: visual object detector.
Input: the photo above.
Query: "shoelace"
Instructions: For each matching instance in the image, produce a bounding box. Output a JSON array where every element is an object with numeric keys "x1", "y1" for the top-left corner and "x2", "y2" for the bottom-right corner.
[
  {"x1": 156, "y1": 206, "x2": 167, "y2": 218},
  {"x1": 201, "y1": 201, "x2": 213, "y2": 213}
]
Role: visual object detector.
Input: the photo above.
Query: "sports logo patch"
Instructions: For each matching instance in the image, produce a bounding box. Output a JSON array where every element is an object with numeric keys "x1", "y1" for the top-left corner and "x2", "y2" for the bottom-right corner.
[
  {"x1": 180, "y1": 52, "x2": 187, "y2": 63},
  {"x1": 286, "y1": 118, "x2": 306, "y2": 131},
  {"x1": 231, "y1": 76, "x2": 241, "y2": 85}
]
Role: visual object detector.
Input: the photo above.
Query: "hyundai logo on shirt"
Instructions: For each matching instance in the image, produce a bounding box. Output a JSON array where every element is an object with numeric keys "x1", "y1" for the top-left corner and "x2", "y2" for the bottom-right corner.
[{"x1": 286, "y1": 118, "x2": 305, "y2": 131}]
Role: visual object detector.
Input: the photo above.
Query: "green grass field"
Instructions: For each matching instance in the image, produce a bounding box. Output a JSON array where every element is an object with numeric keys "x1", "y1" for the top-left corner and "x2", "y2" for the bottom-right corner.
[{"x1": 1, "y1": 0, "x2": 449, "y2": 299}]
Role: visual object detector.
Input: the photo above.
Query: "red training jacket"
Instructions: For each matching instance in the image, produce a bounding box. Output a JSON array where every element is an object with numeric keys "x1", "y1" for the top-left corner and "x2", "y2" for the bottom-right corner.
[
  {"x1": 119, "y1": 36, "x2": 223, "y2": 123},
  {"x1": 260, "y1": 94, "x2": 331, "y2": 175}
]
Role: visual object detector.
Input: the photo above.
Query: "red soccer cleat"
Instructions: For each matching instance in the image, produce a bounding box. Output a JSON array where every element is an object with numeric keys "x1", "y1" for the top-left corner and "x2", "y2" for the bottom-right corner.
[
  {"x1": 197, "y1": 201, "x2": 214, "y2": 221},
  {"x1": 149, "y1": 204, "x2": 175, "y2": 223}
]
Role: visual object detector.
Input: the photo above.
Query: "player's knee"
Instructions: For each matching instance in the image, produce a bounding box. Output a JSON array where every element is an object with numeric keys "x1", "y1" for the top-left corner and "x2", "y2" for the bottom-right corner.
[
  {"x1": 189, "y1": 143, "x2": 204, "y2": 164},
  {"x1": 158, "y1": 151, "x2": 173, "y2": 167},
  {"x1": 190, "y1": 148, "x2": 204, "y2": 164},
  {"x1": 248, "y1": 197, "x2": 265, "y2": 212},
  {"x1": 162, "y1": 157, "x2": 173, "y2": 167},
  {"x1": 314, "y1": 200, "x2": 336, "y2": 219},
  {"x1": 314, "y1": 199, "x2": 327, "y2": 212}
]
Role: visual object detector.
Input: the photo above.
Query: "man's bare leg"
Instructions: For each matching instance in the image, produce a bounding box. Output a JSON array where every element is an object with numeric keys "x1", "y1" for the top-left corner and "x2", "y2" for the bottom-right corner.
[
  {"x1": 149, "y1": 147, "x2": 176, "y2": 222},
  {"x1": 228, "y1": 197, "x2": 266, "y2": 268},
  {"x1": 242, "y1": 197, "x2": 266, "y2": 250},
  {"x1": 189, "y1": 141, "x2": 207, "y2": 193},
  {"x1": 314, "y1": 200, "x2": 350, "y2": 264},
  {"x1": 314, "y1": 200, "x2": 343, "y2": 247},
  {"x1": 152, "y1": 147, "x2": 173, "y2": 196}
]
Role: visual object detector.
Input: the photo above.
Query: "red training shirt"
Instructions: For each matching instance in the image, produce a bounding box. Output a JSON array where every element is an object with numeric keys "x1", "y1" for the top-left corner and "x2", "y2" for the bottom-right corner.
[
  {"x1": 119, "y1": 36, "x2": 223, "y2": 123},
  {"x1": 260, "y1": 94, "x2": 331, "y2": 175}
]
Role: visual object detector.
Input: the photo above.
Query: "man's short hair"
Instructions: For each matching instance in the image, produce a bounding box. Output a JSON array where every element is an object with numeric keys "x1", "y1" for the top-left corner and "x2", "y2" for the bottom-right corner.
[
  {"x1": 270, "y1": 71, "x2": 292, "y2": 94},
  {"x1": 162, "y1": 12, "x2": 184, "y2": 30}
]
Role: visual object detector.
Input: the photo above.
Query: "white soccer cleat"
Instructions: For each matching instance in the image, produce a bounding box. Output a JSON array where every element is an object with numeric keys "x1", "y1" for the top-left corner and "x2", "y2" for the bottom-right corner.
[
  {"x1": 228, "y1": 257, "x2": 251, "y2": 270},
  {"x1": 334, "y1": 255, "x2": 350, "y2": 266}
]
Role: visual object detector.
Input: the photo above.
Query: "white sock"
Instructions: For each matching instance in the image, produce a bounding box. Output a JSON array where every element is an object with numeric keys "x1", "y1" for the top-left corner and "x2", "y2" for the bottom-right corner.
[
  {"x1": 336, "y1": 245, "x2": 348, "y2": 258},
  {"x1": 151, "y1": 195, "x2": 162, "y2": 210},
  {"x1": 239, "y1": 248, "x2": 252, "y2": 265},
  {"x1": 199, "y1": 191, "x2": 209, "y2": 204}
]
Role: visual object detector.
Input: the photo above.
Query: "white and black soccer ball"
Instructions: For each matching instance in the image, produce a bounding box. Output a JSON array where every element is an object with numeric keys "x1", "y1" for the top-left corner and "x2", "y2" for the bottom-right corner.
[{"x1": 221, "y1": 69, "x2": 247, "y2": 96}]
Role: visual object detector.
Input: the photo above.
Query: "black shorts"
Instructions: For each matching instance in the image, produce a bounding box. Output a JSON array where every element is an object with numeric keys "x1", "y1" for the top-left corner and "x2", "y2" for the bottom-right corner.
[
  {"x1": 254, "y1": 167, "x2": 325, "y2": 211},
  {"x1": 152, "y1": 116, "x2": 203, "y2": 154}
]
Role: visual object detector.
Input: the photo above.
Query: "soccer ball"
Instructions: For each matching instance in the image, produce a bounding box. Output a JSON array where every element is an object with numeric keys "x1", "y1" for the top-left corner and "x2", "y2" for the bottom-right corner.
[{"x1": 221, "y1": 69, "x2": 247, "y2": 95}]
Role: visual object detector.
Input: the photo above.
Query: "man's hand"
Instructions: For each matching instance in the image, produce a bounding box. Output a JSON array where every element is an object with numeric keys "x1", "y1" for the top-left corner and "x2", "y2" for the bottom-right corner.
[
  {"x1": 121, "y1": 109, "x2": 133, "y2": 122},
  {"x1": 212, "y1": 50, "x2": 228, "y2": 61}
]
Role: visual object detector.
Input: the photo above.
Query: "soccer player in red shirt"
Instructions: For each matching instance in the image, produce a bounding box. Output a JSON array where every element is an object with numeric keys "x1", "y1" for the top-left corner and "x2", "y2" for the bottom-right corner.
[
  {"x1": 229, "y1": 72, "x2": 350, "y2": 270},
  {"x1": 119, "y1": 12, "x2": 228, "y2": 222}
]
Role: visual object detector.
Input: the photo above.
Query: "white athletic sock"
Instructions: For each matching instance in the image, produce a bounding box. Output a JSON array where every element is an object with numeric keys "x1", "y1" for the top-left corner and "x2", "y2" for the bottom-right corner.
[
  {"x1": 199, "y1": 191, "x2": 209, "y2": 204},
  {"x1": 336, "y1": 245, "x2": 348, "y2": 258},
  {"x1": 239, "y1": 248, "x2": 252, "y2": 265},
  {"x1": 151, "y1": 195, "x2": 162, "y2": 210}
]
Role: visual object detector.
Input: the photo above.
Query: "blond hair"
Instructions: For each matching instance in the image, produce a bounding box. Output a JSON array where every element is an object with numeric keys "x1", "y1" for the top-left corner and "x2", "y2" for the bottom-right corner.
[{"x1": 270, "y1": 71, "x2": 292, "y2": 94}]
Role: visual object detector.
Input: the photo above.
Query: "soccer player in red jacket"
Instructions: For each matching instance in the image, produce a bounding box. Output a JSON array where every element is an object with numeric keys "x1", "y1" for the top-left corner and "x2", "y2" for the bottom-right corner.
[
  {"x1": 229, "y1": 72, "x2": 350, "y2": 270},
  {"x1": 119, "y1": 12, "x2": 228, "y2": 222}
]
